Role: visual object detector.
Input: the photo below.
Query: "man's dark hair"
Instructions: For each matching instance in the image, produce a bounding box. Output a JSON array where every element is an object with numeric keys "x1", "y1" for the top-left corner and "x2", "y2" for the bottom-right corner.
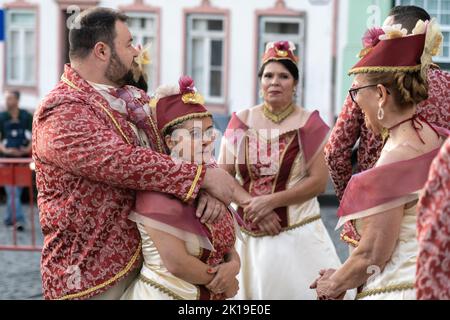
[
  {"x1": 7, "y1": 90, "x2": 20, "y2": 101},
  {"x1": 389, "y1": 5, "x2": 431, "y2": 32},
  {"x1": 69, "y1": 7, "x2": 128, "y2": 60}
]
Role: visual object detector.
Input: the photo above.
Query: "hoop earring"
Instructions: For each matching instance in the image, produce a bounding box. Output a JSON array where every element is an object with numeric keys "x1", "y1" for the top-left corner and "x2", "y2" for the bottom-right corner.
[{"x1": 377, "y1": 106, "x2": 384, "y2": 120}]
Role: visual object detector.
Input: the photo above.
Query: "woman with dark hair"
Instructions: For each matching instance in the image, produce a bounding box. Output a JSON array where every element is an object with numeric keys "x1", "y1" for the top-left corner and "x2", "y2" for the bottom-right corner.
[{"x1": 218, "y1": 41, "x2": 344, "y2": 299}]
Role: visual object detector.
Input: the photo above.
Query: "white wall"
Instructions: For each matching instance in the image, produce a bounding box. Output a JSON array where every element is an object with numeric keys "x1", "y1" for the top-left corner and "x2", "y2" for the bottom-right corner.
[{"x1": 335, "y1": 0, "x2": 349, "y2": 118}]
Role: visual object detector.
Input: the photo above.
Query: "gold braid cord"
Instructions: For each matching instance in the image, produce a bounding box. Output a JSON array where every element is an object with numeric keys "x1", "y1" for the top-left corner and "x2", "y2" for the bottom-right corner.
[{"x1": 356, "y1": 282, "x2": 415, "y2": 300}]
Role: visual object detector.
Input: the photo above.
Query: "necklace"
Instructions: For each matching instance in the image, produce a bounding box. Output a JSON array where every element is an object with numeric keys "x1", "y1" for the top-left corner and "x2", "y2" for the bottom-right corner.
[{"x1": 262, "y1": 103, "x2": 295, "y2": 124}]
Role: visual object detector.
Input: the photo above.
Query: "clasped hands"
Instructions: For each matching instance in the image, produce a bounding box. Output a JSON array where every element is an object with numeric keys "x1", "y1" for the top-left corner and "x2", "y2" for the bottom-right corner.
[
  {"x1": 309, "y1": 269, "x2": 346, "y2": 300},
  {"x1": 205, "y1": 260, "x2": 240, "y2": 298}
]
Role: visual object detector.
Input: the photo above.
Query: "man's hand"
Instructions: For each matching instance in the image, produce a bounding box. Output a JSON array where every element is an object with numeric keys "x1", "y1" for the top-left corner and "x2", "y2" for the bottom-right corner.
[
  {"x1": 196, "y1": 191, "x2": 227, "y2": 224},
  {"x1": 256, "y1": 212, "x2": 282, "y2": 236},
  {"x1": 202, "y1": 168, "x2": 234, "y2": 206},
  {"x1": 242, "y1": 195, "x2": 276, "y2": 224}
]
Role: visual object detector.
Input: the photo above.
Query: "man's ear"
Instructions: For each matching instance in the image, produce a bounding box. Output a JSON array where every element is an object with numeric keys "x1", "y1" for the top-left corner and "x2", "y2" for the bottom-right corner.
[{"x1": 93, "y1": 42, "x2": 109, "y2": 61}]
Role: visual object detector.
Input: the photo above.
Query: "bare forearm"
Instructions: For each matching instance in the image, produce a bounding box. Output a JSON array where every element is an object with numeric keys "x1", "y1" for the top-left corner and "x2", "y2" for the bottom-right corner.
[
  {"x1": 271, "y1": 175, "x2": 326, "y2": 208},
  {"x1": 220, "y1": 163, "x2": 250, "y2": 206},
  {"x1": 232, "y1": 182, "x2": 251, "y2": 206},
  {"x1": 167, "y1": 254, "x2": 215, "y2": 285}
]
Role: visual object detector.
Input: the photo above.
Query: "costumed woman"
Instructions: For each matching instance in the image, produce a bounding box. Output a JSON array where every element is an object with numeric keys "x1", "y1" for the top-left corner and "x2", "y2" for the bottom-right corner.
[
  {"x1": 218, "y1": 41, "x2": 344, "y2": 299},
  {"x1": 121, "y1": 76, "x2": 246, "y2": 300},
  {"x1": 311, "y1": 20, "x2": 448, "y2": 300}
]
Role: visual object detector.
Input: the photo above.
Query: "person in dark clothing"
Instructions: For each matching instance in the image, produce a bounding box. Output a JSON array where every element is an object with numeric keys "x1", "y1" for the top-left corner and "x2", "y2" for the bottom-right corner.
[{"x1": 0, "y1": 91, "x2": 33, "y2": 230}]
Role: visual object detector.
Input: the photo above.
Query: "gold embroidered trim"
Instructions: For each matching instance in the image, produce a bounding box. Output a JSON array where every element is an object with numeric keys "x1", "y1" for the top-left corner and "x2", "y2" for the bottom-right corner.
[
  {"x1": 94, "y1": 101, "x2": 132, "y2": 144},
  {"x1": 61, "y1": 75, "x2": 132, "y2": 145},
  {"x1": 138, "y1": 274, "x2": 185, "y2": 300},
  {"x1": 262, "y1": 56, "x2": 298, "y2": 65},
  {"x1": 58, "y1": 240, "x2": 142, "y2": 300},
  {"x1": 184, "y1": 165, "x2": 203, "y2": 202},
  {"x1": 262, "y1": 103, "x2": 295, "y2": 124},
  {"x1": 161, "y1": 112, "x2": 212, "y2": 137},
  {"x1": 348, "y1": 65, "x2": 421, "y2": 75},
  {"x1": 147, "y1": 114, "x2": 164, "y2": 153},
  {"x1": 356, "y1": 282, "x2": 415, "y2": 300},
  {"x1": 241, "y1": 214, "x2": 321, "y2": 238},
  {"x1": 341, "y1": 234, "x2": 359, "y2": 247}
]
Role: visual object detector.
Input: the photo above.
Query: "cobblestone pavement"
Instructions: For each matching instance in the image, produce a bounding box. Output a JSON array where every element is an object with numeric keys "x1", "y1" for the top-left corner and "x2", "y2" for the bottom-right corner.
[
  {"x1": 0, "y1": 203, "x2": 346, "y2": 300},
  {"x1": 0, "y1": 205, "x2": 43, "y2": 300}
]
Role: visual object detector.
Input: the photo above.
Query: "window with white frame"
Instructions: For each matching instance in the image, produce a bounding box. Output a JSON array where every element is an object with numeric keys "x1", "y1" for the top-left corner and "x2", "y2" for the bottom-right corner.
[
  {"x1": 257, "y1": 16, "x2": 306, "y2": 104},
  {"x1": 6, "y1": 10, "x2": 36, "y2": 86},
  {"x1": 127, "y1": 12, "x2": 158, "y2": 92},
  {"x1": 397, "y1": 0, "x2": 450, "y2": 63},
  {"x1": 186, "y1": 14, "x2": 226, "y2": 104}
]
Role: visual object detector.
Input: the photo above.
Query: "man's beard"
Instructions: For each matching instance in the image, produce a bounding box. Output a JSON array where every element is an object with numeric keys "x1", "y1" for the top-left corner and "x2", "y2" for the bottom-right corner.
[{"x1": 105, "y1": 48, "x2": 130, "y2": 87}]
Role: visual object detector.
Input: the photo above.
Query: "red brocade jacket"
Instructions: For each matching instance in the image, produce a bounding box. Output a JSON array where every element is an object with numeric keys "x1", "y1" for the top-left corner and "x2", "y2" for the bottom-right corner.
[
  {"x1": 416, "y1": 137, "x2": 450, "y2": 300},
  {"x1": 33, "y1": 65, "x2": 205, "y2": 299}
]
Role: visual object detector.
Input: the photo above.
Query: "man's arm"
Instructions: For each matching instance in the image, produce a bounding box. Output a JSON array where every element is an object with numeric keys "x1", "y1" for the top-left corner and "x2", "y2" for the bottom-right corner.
[
  {"x1": 34, "y1": 101, "x2": 205, "y2": 201},
  {"x1": 324, "y1": 94, "x2": 364, "y2": 200}
]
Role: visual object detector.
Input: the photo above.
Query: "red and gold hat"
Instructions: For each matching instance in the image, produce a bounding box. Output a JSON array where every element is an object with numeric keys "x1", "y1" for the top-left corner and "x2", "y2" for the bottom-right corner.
[
  {"x1": 261, "y1": 40, "x2": 299, "y2": 65},
  {"x1": 154, "y1": 76, "x2": 211, "y2": 136},
  {"x1": 349, "y1": 19, "x2": 443, "y2": 75}
]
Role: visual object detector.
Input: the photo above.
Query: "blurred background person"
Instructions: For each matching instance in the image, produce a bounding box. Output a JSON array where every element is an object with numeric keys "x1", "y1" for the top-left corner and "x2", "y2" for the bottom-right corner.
[{"x1": 0, "y1": 90, "x2": 32, "y2": 231}]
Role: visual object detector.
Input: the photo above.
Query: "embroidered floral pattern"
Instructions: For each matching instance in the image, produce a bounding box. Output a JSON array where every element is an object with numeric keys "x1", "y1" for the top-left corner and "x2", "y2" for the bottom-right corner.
[
  {"x1": 416, "y1": 138, "x2": 450, "y2": 300},
  {"x1": 33, "y1": 65, "x2": 205, "y2": 299}
]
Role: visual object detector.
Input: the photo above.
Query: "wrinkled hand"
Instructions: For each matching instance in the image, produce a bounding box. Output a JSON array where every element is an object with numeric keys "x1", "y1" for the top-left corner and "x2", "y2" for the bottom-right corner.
[
  {"x1": 243, "y1": 195, "x2": 276, "y2": 224},
  {"x1": 196, "y1": 191, "x2": 227, "y2": 224},
  {"x1": 206, "y1": 261, "x2": 240, "y2": 295},
  {"x1": 224, "y1": 277, "x2": 239, "y2": 299},
  {"x1": 310, "y1": 268, "x2": 345, "y2": 300},
  {"x1": 256, "y1": 212, "x2": 282, "y2": 236}
]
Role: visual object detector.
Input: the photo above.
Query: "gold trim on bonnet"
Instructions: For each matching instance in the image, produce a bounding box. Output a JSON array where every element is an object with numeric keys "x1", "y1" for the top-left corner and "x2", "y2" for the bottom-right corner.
[
  {"x1": 262, "y1": 56, "x2": 298, "y2": 65},
  {"x1": 58, "y1": 240, "x2": 142, "y2": 300},
  {"x1": 161, "y1": 112, "x2": 212, "y2": 137},
  {"x1": 348, "y1": 64, "x2": 421, "y2": 75},
  {"x1": 356, "y1": 282, "x2": 415, "y2": 299}
]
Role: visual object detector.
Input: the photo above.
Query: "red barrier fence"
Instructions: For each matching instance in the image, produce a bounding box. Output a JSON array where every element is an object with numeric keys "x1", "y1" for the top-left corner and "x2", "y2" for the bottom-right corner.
[{"x1": 0, "y1": 158, "x2": 41, "y2": 252}]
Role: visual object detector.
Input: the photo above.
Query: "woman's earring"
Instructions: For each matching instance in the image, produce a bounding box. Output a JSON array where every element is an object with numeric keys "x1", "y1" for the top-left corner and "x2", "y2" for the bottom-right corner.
[
  {"x1": 377, "y1": 105, "x2": 384, "y2": 120},
  {"x1": 259, "y1": 89, "x2": 264, "y2": 98},
  {"x1": 293, "y1": 88, "x2": 297, "y2": 98}
]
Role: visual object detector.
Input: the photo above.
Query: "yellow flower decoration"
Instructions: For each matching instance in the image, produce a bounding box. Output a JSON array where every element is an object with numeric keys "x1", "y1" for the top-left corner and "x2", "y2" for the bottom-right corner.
[
  {"x1": 181, "y1": 92, "x2": 205, "y2": 105},
  {"x1": 379, "y1": 24, "x2": 407, "y2": 40},
  {"x1": 135, "y1": 43, "x2": 152, "y2": 67}
]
